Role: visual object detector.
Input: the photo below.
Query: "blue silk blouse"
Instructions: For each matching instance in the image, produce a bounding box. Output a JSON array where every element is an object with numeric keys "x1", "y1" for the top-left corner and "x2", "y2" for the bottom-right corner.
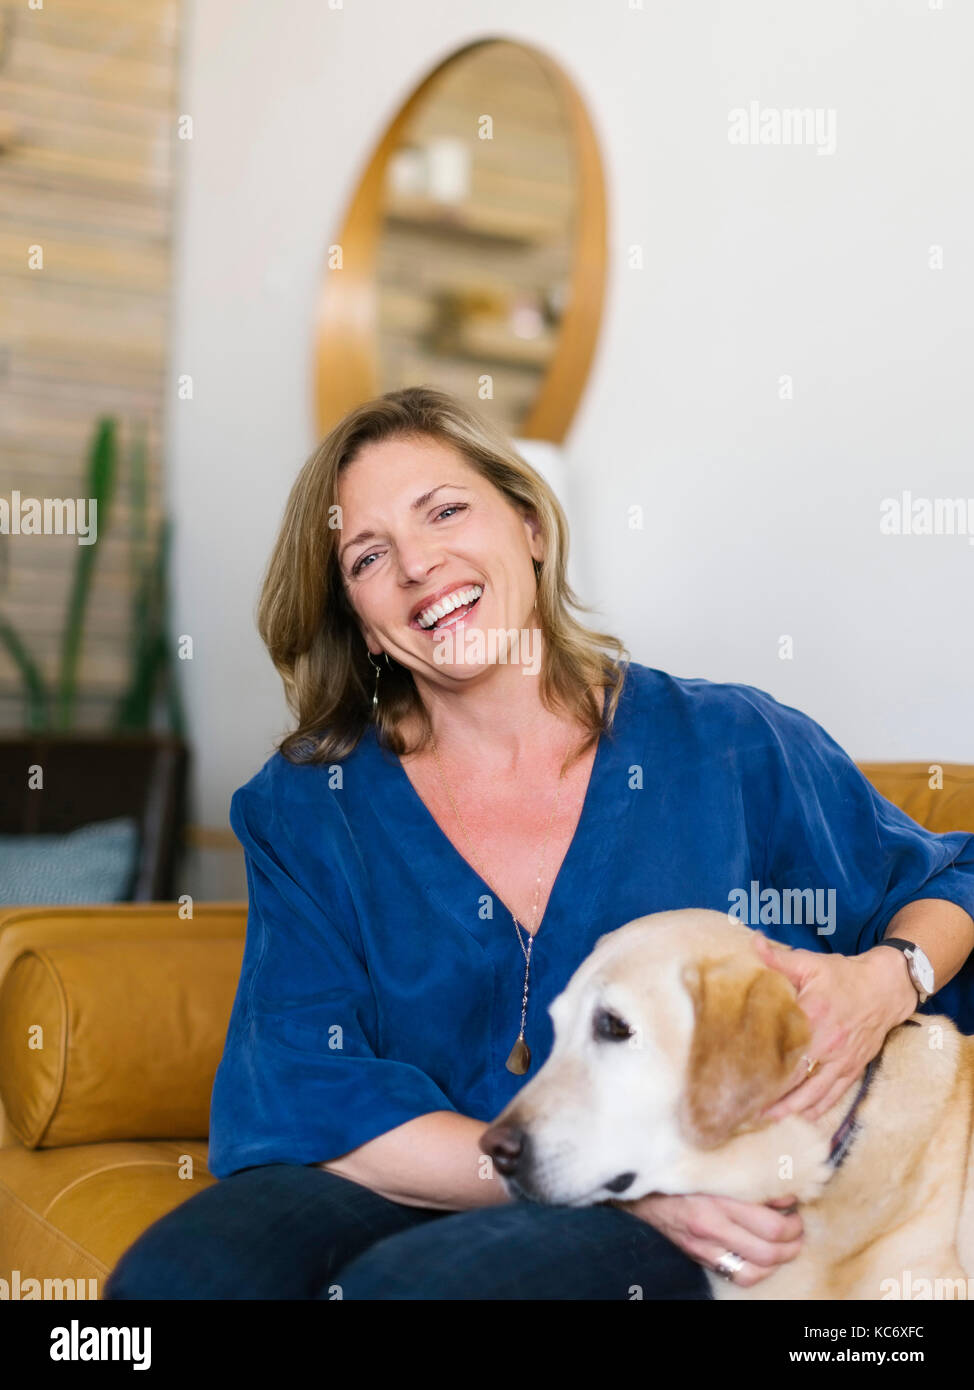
[{"x1": 208, "y1": 661, "x2": 974, "y2": 1178}]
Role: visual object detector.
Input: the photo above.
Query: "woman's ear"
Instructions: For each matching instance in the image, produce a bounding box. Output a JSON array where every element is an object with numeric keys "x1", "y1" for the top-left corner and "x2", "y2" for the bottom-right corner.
[
  {"x1": 678, "y1": 956, "x2": 811, "y2": 1150},
  {"x1": 519, "y1": 505, "x2": 545, "y2": 563}
]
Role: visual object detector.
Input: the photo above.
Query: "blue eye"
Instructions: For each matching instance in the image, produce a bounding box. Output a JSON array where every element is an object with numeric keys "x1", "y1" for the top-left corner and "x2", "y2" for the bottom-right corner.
[{"x1": 351, "y1": 550, "x2": 378, "y2": 576}]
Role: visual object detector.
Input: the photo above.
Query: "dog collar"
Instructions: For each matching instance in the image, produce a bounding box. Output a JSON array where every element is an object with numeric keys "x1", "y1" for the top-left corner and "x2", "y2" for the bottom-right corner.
[{"x1": 827, "y1": 1018, "x2": 921, "y2": 1170}]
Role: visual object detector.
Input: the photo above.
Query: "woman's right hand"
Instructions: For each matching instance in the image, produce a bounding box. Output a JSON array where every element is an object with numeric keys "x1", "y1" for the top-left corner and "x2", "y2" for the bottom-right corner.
[{"x1": 618, "y1": 1191, "x2": 804, "y2": 1287}]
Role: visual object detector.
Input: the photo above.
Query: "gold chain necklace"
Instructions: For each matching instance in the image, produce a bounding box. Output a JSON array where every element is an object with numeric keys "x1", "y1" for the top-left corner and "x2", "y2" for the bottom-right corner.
[{"x1": 430, "y1": 730, "x2": 575, "y2": 1075}]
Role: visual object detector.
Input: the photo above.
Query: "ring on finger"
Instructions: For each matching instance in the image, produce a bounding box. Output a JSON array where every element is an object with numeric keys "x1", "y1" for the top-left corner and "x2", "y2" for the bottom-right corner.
[
  {"x1": 801, "y1": 1054, "x2": 820, "y2": 1077},
  {"x1": 714, "y1": 1250, "x2": 745, "y2": 1280}
]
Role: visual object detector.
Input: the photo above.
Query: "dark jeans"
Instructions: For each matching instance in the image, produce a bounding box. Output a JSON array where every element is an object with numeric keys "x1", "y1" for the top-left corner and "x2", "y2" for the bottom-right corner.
[{"x1": 102, "y1": 1164, "x2": 713, "y2": 1300}]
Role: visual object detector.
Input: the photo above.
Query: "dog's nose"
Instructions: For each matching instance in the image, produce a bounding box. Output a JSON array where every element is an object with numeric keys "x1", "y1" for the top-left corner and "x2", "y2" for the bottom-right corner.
[
  {"x1": 605, "y1": 1171, "x2": 637, "y2": 1194},
  {"x1": 481, "y1": 1123, "x2": 525, "y2": 1176}
]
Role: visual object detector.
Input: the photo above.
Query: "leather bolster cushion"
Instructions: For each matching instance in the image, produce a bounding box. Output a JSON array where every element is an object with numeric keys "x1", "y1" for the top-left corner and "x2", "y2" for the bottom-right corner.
[{"x1": 0, "y1": 937, "x2": 244, "y2": 1148}]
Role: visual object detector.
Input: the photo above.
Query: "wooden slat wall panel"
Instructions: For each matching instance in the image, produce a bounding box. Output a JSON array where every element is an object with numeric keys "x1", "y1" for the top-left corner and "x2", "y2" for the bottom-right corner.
[{"x1": 0, "y1": 0, "x2": 179, "y2": 730}]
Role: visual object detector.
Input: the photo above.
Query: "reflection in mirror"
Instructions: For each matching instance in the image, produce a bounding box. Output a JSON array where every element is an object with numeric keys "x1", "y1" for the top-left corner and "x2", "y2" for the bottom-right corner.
[
  {"x1": 315, "y1": 38, "x2": 606, "y2": 444},
  {"x1": 375, "y1": 43, "x2": 576, "y2": 436}
]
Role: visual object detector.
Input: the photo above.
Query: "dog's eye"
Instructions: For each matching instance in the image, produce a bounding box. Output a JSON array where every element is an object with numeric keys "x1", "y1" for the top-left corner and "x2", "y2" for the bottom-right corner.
[{"x1": 593, "y1": 1009, "x2": 632, "y2": 1041}]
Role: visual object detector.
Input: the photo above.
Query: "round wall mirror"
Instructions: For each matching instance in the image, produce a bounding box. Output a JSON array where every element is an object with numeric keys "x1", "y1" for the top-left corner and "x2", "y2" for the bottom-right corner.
[{"x1": 314, "y1": 37, "x2": 607, "y2": 443}]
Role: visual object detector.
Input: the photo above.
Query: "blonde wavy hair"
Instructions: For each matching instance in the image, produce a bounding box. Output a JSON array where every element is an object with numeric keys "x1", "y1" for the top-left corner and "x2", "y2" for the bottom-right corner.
[{"x1": 256, "y1": 385, "x2": 630, "y2": 765}]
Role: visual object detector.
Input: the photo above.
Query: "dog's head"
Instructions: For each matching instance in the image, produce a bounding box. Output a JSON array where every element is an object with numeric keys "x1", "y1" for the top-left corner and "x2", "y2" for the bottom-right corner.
[{"x1": 480, "y1": 909, "x2": 812, "y2": 1206}]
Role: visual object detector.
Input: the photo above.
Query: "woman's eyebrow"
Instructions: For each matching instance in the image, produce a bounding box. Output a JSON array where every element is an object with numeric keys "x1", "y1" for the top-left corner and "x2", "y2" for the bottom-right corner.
[{"x1": 339, "y1": 484, "x2": 471, "y2": 561}]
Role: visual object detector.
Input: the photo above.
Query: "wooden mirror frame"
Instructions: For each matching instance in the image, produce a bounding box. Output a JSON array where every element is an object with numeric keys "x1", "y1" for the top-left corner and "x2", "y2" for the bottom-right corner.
[{"x1": 312, "y1": 36, "x2": 607, "y2": 444}]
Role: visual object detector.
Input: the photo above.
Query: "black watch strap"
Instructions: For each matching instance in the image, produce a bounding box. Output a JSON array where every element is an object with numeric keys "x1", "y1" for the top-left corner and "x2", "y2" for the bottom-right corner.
[{"x1": 877, "y1": 938, "x2": 925, "y2": 1002}]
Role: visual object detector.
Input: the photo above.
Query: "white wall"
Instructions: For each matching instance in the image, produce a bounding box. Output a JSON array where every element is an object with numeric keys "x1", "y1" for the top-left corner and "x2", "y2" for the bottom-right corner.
[{"x1": 168, "y1": 0, "x2": 974, "y2": 851}]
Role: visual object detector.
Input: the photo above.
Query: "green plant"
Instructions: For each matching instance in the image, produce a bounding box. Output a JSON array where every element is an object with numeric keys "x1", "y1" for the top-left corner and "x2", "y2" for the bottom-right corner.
[
  {"x1": 114, "y1": 427, "x2": 186, "y2": 736},
  {"x1": 0, "y1": 416, "x2": 184, "y2": 735},
  {"x1": 55, "y1": 416, "x2": 118, "y2": 730},
  {"x1": 0, "y1": 611, "x2": 48, "y2": 731}
]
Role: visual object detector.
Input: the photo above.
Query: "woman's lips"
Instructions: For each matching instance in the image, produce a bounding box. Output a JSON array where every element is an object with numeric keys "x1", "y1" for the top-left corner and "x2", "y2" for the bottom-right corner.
[{"x1": 411, "y1": 590, "x2": 483, "y2": 633}]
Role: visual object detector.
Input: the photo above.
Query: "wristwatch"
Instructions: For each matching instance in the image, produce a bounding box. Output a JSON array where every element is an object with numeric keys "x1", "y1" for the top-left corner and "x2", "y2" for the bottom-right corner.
[{"x1": 877, "y1": 937, "x2": 935, "y2": 1005}]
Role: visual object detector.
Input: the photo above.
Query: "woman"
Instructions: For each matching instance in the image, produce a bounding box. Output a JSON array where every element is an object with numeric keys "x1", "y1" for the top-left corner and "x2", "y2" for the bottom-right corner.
[{"x1": 105, "y1": 386, "x2": 974, "y2": 1300}]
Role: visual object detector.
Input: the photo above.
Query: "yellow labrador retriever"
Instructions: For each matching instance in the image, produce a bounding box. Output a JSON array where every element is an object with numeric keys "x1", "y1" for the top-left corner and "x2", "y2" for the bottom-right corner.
[{"x1": 481, "y1": 909, "x2": 974, "y2": 1300}]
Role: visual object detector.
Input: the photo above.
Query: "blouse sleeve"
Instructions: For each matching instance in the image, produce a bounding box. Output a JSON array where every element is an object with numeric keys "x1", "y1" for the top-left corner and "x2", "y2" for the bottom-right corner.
[
  {"x1": 733, "y1": 685, "x2": 974, "y2": 963},
  {"x1": 207, "y1": 783, "x2": 459, "y2": 1179}
]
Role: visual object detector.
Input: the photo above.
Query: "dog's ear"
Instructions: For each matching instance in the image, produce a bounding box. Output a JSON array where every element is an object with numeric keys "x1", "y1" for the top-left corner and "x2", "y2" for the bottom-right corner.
[{"x1": 678, "y1": 955, "x2": 811, "y2": 1149}]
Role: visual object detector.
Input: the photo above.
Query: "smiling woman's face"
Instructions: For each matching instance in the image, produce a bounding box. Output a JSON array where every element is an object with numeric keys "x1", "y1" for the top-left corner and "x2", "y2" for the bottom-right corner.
[{"x1": 337, "y1": 433, "x2": 545, "y2": 682}]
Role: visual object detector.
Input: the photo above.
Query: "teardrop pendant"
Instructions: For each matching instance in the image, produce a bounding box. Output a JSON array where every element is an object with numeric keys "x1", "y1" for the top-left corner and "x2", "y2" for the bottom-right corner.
[{"x1": 505, "y1": 1036, "x2": 531, "y2": 1074}]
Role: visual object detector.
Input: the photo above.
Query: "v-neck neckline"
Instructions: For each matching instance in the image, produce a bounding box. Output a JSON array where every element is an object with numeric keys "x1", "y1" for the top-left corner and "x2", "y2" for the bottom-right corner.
[
  {"x1": 359, "y1": 669, "x2": 635, "y2": 954},
  {"x1": 397, "y1": 725, "x2": 606, "y2": 935}
]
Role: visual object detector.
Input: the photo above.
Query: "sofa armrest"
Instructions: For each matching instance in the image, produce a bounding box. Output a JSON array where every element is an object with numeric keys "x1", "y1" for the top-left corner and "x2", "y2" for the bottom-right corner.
[
  {"x1": 0, "y1": 934, "x2": 245, "y2": 1148},
  {"x1": 0, "y1": 902, "x2": 246, "y2": 1148}
]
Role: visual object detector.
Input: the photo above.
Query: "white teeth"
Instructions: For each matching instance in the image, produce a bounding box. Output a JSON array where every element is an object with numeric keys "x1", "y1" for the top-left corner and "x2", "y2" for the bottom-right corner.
[{"x1": 415, "y1": 584, "x2": 483, "y2": 629}]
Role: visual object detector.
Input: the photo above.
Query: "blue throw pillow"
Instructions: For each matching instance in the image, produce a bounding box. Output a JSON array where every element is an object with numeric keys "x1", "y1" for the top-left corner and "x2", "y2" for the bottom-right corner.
[{"x1": 0, "y1": 817, "x2": 140, "y2": 905}]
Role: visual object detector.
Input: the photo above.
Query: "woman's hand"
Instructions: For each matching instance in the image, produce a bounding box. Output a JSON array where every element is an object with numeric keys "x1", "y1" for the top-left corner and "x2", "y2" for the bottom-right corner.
[
  {"x1": 614, "y1": 1191, "x2": 804, "y2": 1287},
  {"x1": 750, "y1": 932, "x2": 919, "y2": 1123}
]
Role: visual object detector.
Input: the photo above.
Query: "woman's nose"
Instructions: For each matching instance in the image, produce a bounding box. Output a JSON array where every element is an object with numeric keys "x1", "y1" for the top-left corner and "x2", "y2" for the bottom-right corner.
[{"x1": 394, "y1": 543, "x2": 445, "y2": 584}]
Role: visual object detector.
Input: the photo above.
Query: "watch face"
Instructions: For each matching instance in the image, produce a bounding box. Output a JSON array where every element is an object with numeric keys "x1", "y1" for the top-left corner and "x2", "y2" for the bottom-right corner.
[{"x1": 911, "y1": 947, "x2": 935, "y2": 996}]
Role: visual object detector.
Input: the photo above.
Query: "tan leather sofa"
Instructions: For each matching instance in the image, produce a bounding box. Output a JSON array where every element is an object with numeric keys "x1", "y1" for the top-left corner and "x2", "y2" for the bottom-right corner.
[
  {"x1": 0, "y1": 763, "x2": 972, "y2": 1300},
  {"x1": 0, "y1": 903, "x2": 245, "y2": 1299}
]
